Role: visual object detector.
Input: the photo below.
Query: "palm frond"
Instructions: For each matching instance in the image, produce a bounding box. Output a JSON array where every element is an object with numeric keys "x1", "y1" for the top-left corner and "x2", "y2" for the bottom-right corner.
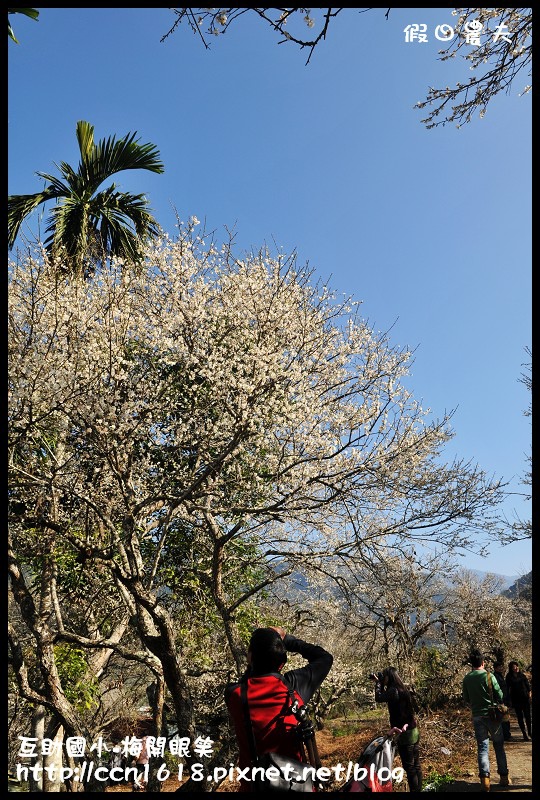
[
  {"x1": 35, "y1": 172, "x2": 74, "y2": 197},
  {"x1": 88, "y1": 188, "x2": 162, "y2": 263},
  {"x1": 75, "y1": 120, "x2": 96, "y2": 166},
  {"x1": 84, "y1": 128, "x2": 165, "y2": 191},
  {"x1": 8, "y1": 187, "x2": 60, "y2": 249},
  {"x1": 8, "y1": 8, "x2": 39, "y2": 43}
]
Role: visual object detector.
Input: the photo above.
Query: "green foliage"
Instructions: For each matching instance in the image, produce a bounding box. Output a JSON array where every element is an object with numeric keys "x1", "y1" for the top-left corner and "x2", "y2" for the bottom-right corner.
[
  {"x1": 421, "y1": 768, "x2": 455, "y2": 791},
  {"x1": 415, "y1": 646, "x2": 455, "y2": 709},
  {"x1": 54, "y1": 644, "x2": 99, "y2": 711},
  {"x1": 150, "y1": 524, "x2": 270, "y2": 632},
  {"x1": 235, "y1": 605, "x2": 271, "y2": 643},
  {"x1": 329, "y1": 719, "x2": 364, "y2": 738},
  {"x1": 8, "y1": 120, "x2": 164, "y2": 277},
  {"x1": 417, "y1": 645, "x2": 446, "y2": 678}
]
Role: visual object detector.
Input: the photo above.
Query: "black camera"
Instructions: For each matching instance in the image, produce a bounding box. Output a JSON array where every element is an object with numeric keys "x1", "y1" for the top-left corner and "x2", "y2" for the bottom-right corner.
[{"x1": 293, "y1": 703, "x2": 316, "y2": 743}]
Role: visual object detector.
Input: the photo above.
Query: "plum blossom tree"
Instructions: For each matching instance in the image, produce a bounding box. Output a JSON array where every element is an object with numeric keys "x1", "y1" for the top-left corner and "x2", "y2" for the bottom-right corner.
[{"x1": 9, "y1": 223, "x2": 507, "y2": 787}]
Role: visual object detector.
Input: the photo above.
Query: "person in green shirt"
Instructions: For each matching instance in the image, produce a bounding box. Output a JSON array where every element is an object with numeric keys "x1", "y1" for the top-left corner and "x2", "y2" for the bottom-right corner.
[{"x1": 462, "y1": 649, "x2": 510, "y2": 792}]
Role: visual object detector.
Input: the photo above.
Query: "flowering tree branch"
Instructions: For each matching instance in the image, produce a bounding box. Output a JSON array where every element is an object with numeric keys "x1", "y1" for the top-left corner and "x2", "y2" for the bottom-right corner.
[{"x1": 161, "y1": 8, "x2": 532, "y2": 125}]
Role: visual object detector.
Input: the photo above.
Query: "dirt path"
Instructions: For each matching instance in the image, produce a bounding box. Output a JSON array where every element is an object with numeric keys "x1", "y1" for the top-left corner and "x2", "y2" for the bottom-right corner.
[{"x1": 442, "y1": 738, "x2": 532, "y2": 793}]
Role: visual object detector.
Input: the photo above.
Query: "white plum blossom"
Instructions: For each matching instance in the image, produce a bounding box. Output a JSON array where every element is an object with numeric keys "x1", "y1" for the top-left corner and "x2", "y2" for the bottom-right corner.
[{"x1": 9, "y1": 228, "x2": 505, "y2": 585}]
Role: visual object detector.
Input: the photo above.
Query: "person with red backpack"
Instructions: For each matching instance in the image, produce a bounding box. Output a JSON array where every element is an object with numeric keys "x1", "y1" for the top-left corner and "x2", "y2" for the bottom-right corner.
[{"x1": 225, "y1": 626, "x2": 333, "y2": 792}]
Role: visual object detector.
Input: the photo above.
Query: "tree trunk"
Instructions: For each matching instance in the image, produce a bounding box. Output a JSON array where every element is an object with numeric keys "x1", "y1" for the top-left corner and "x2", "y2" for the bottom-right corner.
[
  {"x1": 28, "y1": 705, "x2": 45, "y2": 792},
  {"x1": 42, "y1": 725, "x2": 63, "y2": 792}
]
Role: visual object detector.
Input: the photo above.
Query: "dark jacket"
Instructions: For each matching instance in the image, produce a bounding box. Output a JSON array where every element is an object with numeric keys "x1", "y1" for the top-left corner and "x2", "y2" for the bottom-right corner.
[
  {"x1": 375, "y1": 681, "x2": 418, "y2": 732},
  {"x1": 493, "y1": 670, "x2": 509, "y2": 704},
  {"x1": 506, "y1": 670, "x2": 531, "y2": 706}
]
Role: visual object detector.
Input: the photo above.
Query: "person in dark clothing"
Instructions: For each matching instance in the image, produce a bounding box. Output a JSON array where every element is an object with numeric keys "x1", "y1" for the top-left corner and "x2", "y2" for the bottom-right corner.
[
  {"x1": 225, "y1": 626, "x2": 333, "y2": 792},
  {"x1": 493, "y1": 662, "x2": 512, "y2": 741},
  {"x1": 506, "y1": 660, "x2": 532, "y2": 740},
  {"x1": 371, "y1": 666, "x2": 423, "y2": 792}
]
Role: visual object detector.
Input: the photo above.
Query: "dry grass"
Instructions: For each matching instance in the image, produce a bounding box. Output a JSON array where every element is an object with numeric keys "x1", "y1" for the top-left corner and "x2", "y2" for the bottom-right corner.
[{"x1": 105, "y1": 706, "x2": 485, "y2": 793}]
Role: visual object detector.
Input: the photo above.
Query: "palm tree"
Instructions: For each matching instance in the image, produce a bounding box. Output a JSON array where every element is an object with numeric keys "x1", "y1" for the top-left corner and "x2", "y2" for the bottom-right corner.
[{"x1": 8, "y1": 119, "x2": 165, "y2": 278}]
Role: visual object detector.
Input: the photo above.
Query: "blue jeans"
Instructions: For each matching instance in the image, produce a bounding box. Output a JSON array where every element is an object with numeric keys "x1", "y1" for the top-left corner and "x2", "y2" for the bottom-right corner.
[{"x1": 472, "y1": 716, "x2": 509, "y2": 778}]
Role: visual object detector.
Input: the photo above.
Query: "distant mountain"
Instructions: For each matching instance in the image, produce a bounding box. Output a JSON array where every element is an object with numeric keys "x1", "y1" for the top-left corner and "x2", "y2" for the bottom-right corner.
[
  {"x1": 468, "y1": 569, "x2": 514, "y2": 591},
  {"x1": 455, "y1": 568, "x2": 530, "y2": 599},
  {"x1": 278, "y1": 563, "x2": 518, "y2": 600},
  {"x1": 501, "y1": 570, "x2": 532, "y2": 601}
]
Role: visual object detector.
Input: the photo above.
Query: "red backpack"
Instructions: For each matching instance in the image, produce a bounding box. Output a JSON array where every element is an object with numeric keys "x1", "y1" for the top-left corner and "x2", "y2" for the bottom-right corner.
[{"x1": 227, "y1": 672, "x2": 306, "y2": 772}]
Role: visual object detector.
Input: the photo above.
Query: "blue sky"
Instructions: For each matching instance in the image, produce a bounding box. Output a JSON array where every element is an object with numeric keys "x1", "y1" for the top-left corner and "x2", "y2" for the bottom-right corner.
[{"x1": 8, "y1": 8, "x2": 531, "y2": 580}]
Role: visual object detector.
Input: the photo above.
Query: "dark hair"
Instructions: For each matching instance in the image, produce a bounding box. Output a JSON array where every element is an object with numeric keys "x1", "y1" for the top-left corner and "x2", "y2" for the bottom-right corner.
[
  {"x1": 249, "y1": 628, "x2": 287, "y2": 674},
  {"x1": 469, "y1": 649, "x2": 484, "y2": 669},
  {"x1": 382, "y1": 666, "x2": 418, "y2": 715},
  {"x1": 382, "y1": 666, "x2": 407, "y2": 691},
  {"x1": 493, "y1": 662, "x2": 503, "y2": 671},
  {"x1": 507, "y1": 660, "x2": 520, "y2": 672}
]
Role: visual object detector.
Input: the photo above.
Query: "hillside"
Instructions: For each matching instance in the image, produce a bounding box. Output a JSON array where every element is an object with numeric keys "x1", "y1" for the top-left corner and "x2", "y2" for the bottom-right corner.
[{"x1": 502, "y1": 571, "x2": 532, "y2": 601}]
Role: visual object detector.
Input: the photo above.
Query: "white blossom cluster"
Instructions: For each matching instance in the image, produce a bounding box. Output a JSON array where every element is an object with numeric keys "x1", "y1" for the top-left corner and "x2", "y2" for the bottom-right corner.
[
  {"x1": 8, "y1": 230, "x2": 502, "y2": 573},
  {"x1": 416, "y1": 7, "x2": 532, "y2": 128}
]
